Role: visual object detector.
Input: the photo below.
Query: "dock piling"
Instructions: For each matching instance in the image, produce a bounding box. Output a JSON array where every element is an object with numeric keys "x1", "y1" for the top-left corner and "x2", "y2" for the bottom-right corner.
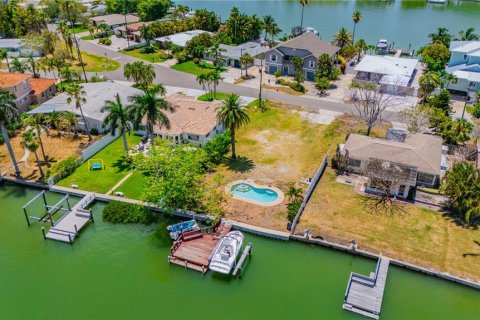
[{"x1": 41, "y1": 227, "x2": 46, "y2": 239}]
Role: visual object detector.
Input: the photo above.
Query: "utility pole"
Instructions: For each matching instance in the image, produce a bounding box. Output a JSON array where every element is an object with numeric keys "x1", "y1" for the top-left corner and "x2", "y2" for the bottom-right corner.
[
  {"x1": 258, "y1": 58, "x2": 264, "y2": 109},
  {"x1": 240, "y1": 48, "x2": 244, "y2": 78},
  {"x1": 124, "y1": 1, "x2": 130, "y2": 49},
  {"x1": 63, "y1": 1, "x2": 88, "y2": 83}
]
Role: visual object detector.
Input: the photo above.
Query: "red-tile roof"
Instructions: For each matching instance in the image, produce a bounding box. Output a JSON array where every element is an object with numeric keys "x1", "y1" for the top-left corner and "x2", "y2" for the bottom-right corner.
[
  {"x1": 30, "y1": 78, "x2": 56, "y2": 95},
  {"x1": 0, "y1": 72, "x2": 31, "y2": 87}
]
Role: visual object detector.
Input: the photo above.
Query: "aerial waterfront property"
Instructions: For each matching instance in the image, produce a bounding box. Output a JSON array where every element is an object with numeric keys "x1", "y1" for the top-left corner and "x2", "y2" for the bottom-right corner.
[{"x1": 1, "y1": 0, "x2": 480, "y2": 319}]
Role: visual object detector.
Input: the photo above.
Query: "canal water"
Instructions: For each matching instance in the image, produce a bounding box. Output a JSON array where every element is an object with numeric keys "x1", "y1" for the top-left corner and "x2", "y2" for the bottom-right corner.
[
  {"x1": 0, "y1": 183, "x2": 479, "y2": 319},
  {"x1": 178, "y1": 0, "x2": 480, "y2": 49}
]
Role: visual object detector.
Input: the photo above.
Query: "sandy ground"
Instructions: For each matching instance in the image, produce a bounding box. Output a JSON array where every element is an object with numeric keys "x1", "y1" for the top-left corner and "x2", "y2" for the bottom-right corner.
[{"x1": 0, "y1": 130, "x2": 90, "y2": 181}]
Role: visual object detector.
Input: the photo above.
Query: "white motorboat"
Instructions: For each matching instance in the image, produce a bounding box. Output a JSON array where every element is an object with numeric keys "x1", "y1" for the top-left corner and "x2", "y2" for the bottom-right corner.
[{"x1": 209, "y1": 231, "x2": 244, "y2": 274}]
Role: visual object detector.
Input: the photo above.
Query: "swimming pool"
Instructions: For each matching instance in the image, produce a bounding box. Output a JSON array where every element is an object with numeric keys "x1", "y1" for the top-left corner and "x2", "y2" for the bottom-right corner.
[{"x1": 228, "y1": 181, "x2": 284, "y2": 206}]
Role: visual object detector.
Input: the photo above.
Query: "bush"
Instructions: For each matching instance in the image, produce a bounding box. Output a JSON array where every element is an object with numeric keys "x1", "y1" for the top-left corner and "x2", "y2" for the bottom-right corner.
[
  {"x1": 46, "y1": 156, "x2": 80, "y2": 179},
  {"x1": 102, "y1": 201, "x2": 156, "y2": 224},
  {"x1": 276, "y1": 78, "x2": 289, "y2": 86},
  {"x1": 192, "y1": 57, "x2": 201, "y2": 64},
  {"x1": 140, "y1": 46, "x2": 155, "y2": 54},
  {"x1": 203, "y1": 131, "x2": 231, "y2": 165},
  {"x1": 98, "y1": 38, "x2": 112, "y2": 45},
  {"x1": 287, "y1": 200, "x2": 301, "y2": 222},
  {"x1": 90, "y1": 127, "x2": 99, "y2": 135},
  {"x1": 471, "y1": 103, "x2": 480, "y2": 119},
  {"x1": 289, "y1": 82, "x2": 306, "y2": 93},
  {"x1": 123, "y1": 43, "x2": 147, "y2": 51}
]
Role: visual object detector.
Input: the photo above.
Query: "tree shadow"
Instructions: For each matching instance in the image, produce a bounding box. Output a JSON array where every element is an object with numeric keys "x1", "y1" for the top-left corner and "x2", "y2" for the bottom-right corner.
[
  {"x1": 441, "y1": 210, "x2": 479, "y2": 230},
  {"x1": 462, "y1": 240, "x2": 480, "y2": 258},
  {"x1": 224, "y1": 156, "x2": 255, "y2": 173},
  {"x1": 111, "y1": 157, "x2": 131, "y2": 173}
]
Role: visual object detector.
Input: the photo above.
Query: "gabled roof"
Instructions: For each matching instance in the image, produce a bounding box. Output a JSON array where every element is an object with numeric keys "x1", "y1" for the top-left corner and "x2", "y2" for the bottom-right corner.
[
  {"x1": 272, "y1": 32, "x2": 340, "y2": 58},
  {"x1": 344, "y1": 133, "x2": 443, "y2": 175},
  {"x1": 219, "y1": 41, "x2": 269, "y2": 60},
  {"x1": 0, "y1": 72, "x2": 31, "y2": 87},
  {"x1": 153, "y1": 94, "x2": 220, "y2": 136},
  {"x1": 90, "y1": 14, "x2": 139, "y2": 26}
]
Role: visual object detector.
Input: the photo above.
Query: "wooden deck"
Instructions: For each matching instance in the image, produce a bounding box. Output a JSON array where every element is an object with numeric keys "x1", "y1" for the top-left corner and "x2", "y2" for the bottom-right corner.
[
  {"x1": 343, "y1": 257, "x2": 390, "y2": 319},
  {"x1": 168, "y1": 223, "x2": 232, "y2": 274},
  {"x1": 45, "y1": 193, "x2": 95, "y2": 243}
]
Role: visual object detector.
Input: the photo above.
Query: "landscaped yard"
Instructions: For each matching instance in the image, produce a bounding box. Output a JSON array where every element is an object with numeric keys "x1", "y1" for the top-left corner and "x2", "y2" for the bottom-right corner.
[
  {"x1": 119, "y1": 47, "x2": 169, "y2": 63},
  {"x1": 57, "y1": 134, "x2": 141, "y2": 193},
  {"x1": 113, "y1": 170, "x2": 150, "y2": 199},
  {"x1": 70, "y1": 51, "x2": 121, "y2": 73},
  {"x1": 80, "y1": 35, "x2": 94, "y2": 41},
  {"x1": 171, "y1": 60, "x2": 225, "y2": 76},
  {"x1": 71, "y1": 24, "x2": 89, "y2": 34}
]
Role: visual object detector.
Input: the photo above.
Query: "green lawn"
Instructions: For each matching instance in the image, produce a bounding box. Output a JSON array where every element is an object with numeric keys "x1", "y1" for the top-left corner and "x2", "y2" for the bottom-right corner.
[
  {"x1": 71, "y1": 24, "x2": 89, "y2": 34},
  {"x1": 119, "y1": 47, "x2": 169, "y2": 63},
  {"x1": 71, "y1": 51, "x2": 121, "y2": 73},
  {"x1": 57, "y1": 135, "x2": 142, "y2": 193},
  {"x1": 197, "y1": 92, "x2": 230, "y2": 101},
  {"x1": 114, "y1": 170, "x2": 150, "y2": 199},
  {"x1": 171, "y1": 60, "x2": 225, "y2": 76},
  {"x1": 80, "y1": 35, "x2": 94, "y2": 40}
]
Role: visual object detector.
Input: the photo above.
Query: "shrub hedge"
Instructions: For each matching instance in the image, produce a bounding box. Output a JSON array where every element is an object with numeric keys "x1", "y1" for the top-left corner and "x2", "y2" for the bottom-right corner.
[{"x1": 102, "y1": 201, "x2": 156, "y2": 224}]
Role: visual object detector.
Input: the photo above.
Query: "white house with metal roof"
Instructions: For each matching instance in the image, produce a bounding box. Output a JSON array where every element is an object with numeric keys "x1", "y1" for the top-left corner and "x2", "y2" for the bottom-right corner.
[
  {"x1": 446, "y1": 41, "x2": 480, "y2": 96},
  {"x1": 0, "y1": 39, "x2": 41, "y2": 57},
  {"x1": 154, "y1": 30, "x2": 212, "y2": 48},
  {"x1": 354, "y1": 55, "x2": 419, "y2": 95},
  {"x1": 28, "y1": 81, "x2": 142, "y2": 133}
]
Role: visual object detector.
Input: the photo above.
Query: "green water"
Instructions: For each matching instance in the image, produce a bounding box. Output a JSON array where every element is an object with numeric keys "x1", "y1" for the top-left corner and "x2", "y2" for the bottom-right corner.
[
  {"x1": 0, "y1": 183, "x2": 479, "y2": 319},
  {"x1": 178, "y1": 0, "x2": 480, "y2": 49}
]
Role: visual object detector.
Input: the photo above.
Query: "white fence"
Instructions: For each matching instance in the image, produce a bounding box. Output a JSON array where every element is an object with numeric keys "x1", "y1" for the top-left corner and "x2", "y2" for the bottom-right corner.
[{"x1": 81, "y1": 132, "x2": 120, "y2": 161}]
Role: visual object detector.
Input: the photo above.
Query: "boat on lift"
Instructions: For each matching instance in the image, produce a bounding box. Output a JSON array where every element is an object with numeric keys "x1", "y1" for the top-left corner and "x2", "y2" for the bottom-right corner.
[
  {"x1": 167, "y1": 220, "x2": 200, "y2": 240},
  {"x1": 209, "y1": 231, "x2": 244, "y2": 274}
]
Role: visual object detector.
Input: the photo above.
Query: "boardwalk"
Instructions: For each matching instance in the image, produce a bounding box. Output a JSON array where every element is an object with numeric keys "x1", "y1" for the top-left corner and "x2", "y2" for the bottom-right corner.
[
  {"x1": 45, "y1": 193, "x2": 95, "y2": 243},
  {"x1": 343, "y1": 257, "x2": 390, "y2": 319},
  {"x1": 168, "y1": 223, "x2": 232, "y2": 273}
]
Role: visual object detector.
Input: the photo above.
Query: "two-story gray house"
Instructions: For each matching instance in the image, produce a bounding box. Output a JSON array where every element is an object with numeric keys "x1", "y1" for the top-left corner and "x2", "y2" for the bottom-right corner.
[{"x1": 264, "y1": 32, "x2": 340, "y2": 81}]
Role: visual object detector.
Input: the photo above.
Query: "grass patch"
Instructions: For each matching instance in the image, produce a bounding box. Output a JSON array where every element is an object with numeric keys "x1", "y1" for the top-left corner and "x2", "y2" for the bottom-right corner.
[
  {"x1": 119, "y1": 47, "x2": 169, "y2": 63},
  {"x1": 80, "y1": 35, "x2": 94, "y2": 40},
  {"x1": 171, "y1": 60, "x2": 225, "y2": 76},
  {"x1": 71, "y1": 24, "x2": 89, "y2": 34},
  {"x1": 114, "y1": 170, "x2": 150, "y2": 199},
  {"x1": 197, "y1": 92, "x2": 230, "y2": 101},
  {"x1": 57, "y1": 134, "x2": 141, "y2": 193},
  {"x1": 262, "y1": 84, "x2": 305, "y2": 96},
  {"x1": 70, "y1": 51, "x2": 120, "y2": 73}
]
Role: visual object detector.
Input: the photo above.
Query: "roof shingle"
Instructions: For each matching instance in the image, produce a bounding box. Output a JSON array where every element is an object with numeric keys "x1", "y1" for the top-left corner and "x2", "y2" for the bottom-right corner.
[{"x1": 0, "y1": 72, "x2": 31, "y2": 87}]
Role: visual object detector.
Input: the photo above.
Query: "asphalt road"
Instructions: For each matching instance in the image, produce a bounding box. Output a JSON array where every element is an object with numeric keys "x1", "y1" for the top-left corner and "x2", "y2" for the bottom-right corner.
[{"x1": 76, "y1": 37, "x2": 400, "y2": 122}]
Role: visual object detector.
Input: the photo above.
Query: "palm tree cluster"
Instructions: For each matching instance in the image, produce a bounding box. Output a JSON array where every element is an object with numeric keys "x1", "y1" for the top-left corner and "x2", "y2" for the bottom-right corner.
[
  {"x1": 262, "y1": 15, "x2": 282, "y2": 41},
  {"x1": 223, "y1": 7, "x2": 273, "y2": 44},
  {"x1": 196, "y1": 71, "x2": 222, "y2": 101},
  {"x1": 123, "y1": 61, "x2": 156, "y2": 89}
]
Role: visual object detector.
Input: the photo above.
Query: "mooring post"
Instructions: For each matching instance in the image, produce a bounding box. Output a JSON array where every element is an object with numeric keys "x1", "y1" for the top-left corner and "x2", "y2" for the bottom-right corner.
[
  {"x1": 89, "y1": 209, "x2": 94, "y2": 223},
  {"x1": 74, "y1": 224, "x2": 78, "y2": 236},
  {"x1": 66, "y1": 194, "x2": 71, "y2": 211},
  {"x1": 49, "y1": 211, "x2": 54, "y2": 227},
  {"x1": 41, "y1": 227, "x2": 46, "y2": 239},
  {"x1": 23, "y1": 207, "x2": 30, "y2": 227},
  {"x1": 68, "y1": 233, "x2": 72, "y2": 244},
  {"x1": 41, "y1": 191, "x2": 48, "y2": 214}
]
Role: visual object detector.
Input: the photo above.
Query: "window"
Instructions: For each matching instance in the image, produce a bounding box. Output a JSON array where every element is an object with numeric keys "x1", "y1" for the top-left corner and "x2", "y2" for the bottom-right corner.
[
  {"x1": 308, "y1": 60, "x2": 315, "y2": 68},
  {"x1": 188, "y1": 134, "x2": 200, "y2": 141},
  {"x1": 348, "y1": 158, "x2": 361, "y2": 167},
  {"x1": 417, "y1": 172, "x2": 435, "y2": 185},
  {"x1": 464, "y1": 54, "x2": 468, "y2": 60},
  {"x1": 270, "y1": 54, "x2": 277, "y2": 62}
]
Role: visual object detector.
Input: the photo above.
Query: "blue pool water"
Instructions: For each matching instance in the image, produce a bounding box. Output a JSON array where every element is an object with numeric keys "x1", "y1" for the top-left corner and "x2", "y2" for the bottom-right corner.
[{"x1": 231, "y1": 183, "x2": 279, "y2": 203}]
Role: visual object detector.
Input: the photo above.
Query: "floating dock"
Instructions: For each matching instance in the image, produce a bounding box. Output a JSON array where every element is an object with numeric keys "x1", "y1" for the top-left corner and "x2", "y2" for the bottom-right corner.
[
  {"x1": 343, "y1": 257, "x2": 390, "y2": 319},
  {"x1": 168, "y1": 223, "x2": 232, "y2": 274}
]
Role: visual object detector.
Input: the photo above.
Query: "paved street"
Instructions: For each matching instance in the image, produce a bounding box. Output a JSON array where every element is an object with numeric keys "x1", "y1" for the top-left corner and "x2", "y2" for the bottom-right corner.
[{"x1": 71, "y1": 36, "x2": 400, "y2": 122}]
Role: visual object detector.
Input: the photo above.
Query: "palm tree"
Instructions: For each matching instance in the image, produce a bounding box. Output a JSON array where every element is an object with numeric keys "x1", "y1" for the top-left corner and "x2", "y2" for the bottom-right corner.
[
  {"x1": 299, "y1": 0, "x2": 309, "y2": 29},
  {"x1": 10, "y1": 58, "x2": 27, "y2": 73},
  {"x1": 210, "y1": 71, "x2": 222, "y2": 99},
  {"x1": 57, "y1": 20, "x2": 74, "y2": 58},
  {"x1": 140, "y1": 24, "x2": 154, "y2": 46},
  {"x1": 455, "y1": 27, "x2": 479, "y2": 41},
  {"x1": 21, "y1": 130, "x2": 45, "y2": 179},
  {"x1": 59, "y1": 111, "x2": 78, "y2": 136},
  {"x1": 215, "y1": 94, "x2": 250, "y2": 159},
  {"x1": 123, "y1": 61, "x2": 156, "y2": 88},
  {"x1": 355, "y1": 39, "x2": 368, "y2": 62},
  {"x1": 240, "y1": 53, "x2": 254, "y2": 77},
  {"x1": 428, "y1": 27, "x2": 451, "y2": 47},
  {"x1": 128, "y1": 85, "x2": 174, "y2": 141},
  {"x1": 0, "y1": 91, "x2": 21, "y2": 176},
  {"x1": 332, "y1": 27, "x2": 353, "y2": 49},
  {"x1": 287, "y1": 185, "x2": 304, "y2": 202},
  {"x1": 0, "y1": 48, "x2": 10, "y2": 71},
  {"x1": 23, "y1": 114, "x2": 48, "y2": 164},
  {"x1": 102, "y1": 93, "x2": 132, "y2": 154},
  {"x1": 351, "y1": 11, "x2": 362, "y2": 44},
  {"x1": 419, "y1": 72, "x2": 442, "y2": 101},
  {"x1": 64, "y1": 83, "x2": 92, "y2": 142}
]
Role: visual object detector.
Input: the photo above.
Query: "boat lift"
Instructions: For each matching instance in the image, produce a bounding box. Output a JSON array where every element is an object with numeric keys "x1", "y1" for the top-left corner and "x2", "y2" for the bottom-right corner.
[
  {"x1": 22, "y1": 191, "x2": 71, "y2": 227},
  {"x1": 233, "y1": 243, "x2": 253, "y2": 277}
]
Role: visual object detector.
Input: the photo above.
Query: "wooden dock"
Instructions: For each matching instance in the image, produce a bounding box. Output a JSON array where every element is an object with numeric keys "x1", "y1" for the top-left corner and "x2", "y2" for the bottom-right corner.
[
  {"x1": 343, "y1": 257, "x2": 390, "y2": 319},
  {"x1": 45, "y1": 193, "x2": 95, "y2": 243},
  {"x1": 168, "y1": 223, "x2": 232, "y2": 274}
]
